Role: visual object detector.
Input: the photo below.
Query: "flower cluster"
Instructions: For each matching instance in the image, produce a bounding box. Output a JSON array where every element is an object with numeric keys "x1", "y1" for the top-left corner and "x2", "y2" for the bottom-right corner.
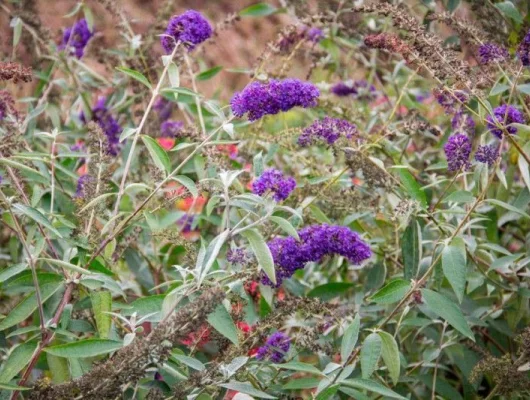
[
  {"x1": 161, "y1": 10, "x2": 212, "y2": 53},
  {"x1": 83, "y1": 98, "x2": 122, "y2": 155},
  {"x1": 161, "y1": 120, "x2": 184, "y2": 138},
  {"x1": 330, "y1": 80, "x2": 376, "y2": 100},
  {"x1": 517, "y1": 29, "x2": 530, "y2": 66},
  {"x1": 305, "y1": 27, "x2": 323, "y2": 42},
  {"x1": 154, "y1": 97, "x2": 173, "y2": 122},
  {"x1": 444, "y1": 134, "x2": 471, "y2": 172},
  {"x1": 433, "y1": 88, "x2": 469, "y2": 115},
  {"x1": 0, "y1": 61, "x2": 32, "y2": 83},
  {"x1": 263, "y1": 224, "x2": 372, "y2": 286},
  {"x1": 231, "y1": 79, "x2": 319, "y2": 121},
  {"x1": 475, "y1": 144, "x2": 499, "y2": 166},
  {"x1": 252, "y1": 169, "x2": 296, "y2": 202},
  {"x1": 256, "y1": 331, "x2": 291, "y2": 363},
  {"x1": 60, "y1": 19, "x2": 93, "y2": 59},
  {"x1": 298, "y1": 117, "x2": 357, "y2": 146},
  {"x1": 478, "y1": 43, "x2": 509, "y2": 65},
  {"x1": 226, "y1": 248, "x2": 248, "y2": 265},
  {"x1": 486, "y1": 104, "x2": 525, "y2": 138},
  {"x1": 74, "y1": 175, "x2": 92, "y2": 198}
]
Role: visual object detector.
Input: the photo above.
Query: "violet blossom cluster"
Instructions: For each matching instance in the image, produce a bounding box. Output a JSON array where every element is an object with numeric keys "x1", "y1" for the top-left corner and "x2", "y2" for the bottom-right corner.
[
  {"x1": 256, "y1": 331, "x2": 291, "y2": 363},
  {"x1": 486, "y1": 104, "x2": 525, "y2": 138},
  {"x1": 226, "y1": 248, "x2": 248, "y2": 265},
  {"x1": 74, "y1": 175, "x2": 92, "y2": 198},
  {"x1": 330, "y1": 80, "x2": 377, "y2": 100},
  {"x1": 474, "y1": 144, "x2": 499, "y2": 167},
  {"x1": 517, "y1": 29, "x2": 530, "y2": 67},
  {"x1": 83, "y1": 98, "x2": 122, "y2": 155},
  {"x1": 433, "y1": 88, "x2": 469, "y2": 115},
  {"x1": 161, "y1": 10, "x2": 212, "y2": 53},
  {"x1": 60, "y1": 19, "x2": 93, "y2": 59},
  {"x1": 231, "y1": 79, "x2": 319, "y2": 121},
  {"x1": 444, "y1": 134, "x2": 471, "y2": 172},
  {"x1": 478, "y1": 43, "x2": 509, "y2": 65},
  {"x1": 252, "y1": 169, "x2": 296, "y2": 202},
  {"x1": 298, "y1": 117, "x2": 357, "y2": 146},
  {"x1": 262, "y1": 224, "x2": 372, "y2": 287}
]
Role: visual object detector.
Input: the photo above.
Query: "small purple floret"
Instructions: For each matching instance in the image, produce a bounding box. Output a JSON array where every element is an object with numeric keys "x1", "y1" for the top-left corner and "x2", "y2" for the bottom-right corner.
[
  {"x1": 60, "y1": 19, "x2": 93, "y2": 59},
  {"x1": 486, "y1": 104, "x2": 525, "y2": 138},
  {"x1": 161, "y1": 120, "x2": 184, "y2": 138},
  {"x1": 444, "y1": 134, "x2": 471, "y2": 172},
  {"x1": 478, "y1": 43, "x2": 509, "y2": 65},
  {"x1": 475, "y1": 144, "x2": 499, "y2": 166},
  {"x1": 161, "y1": 10, "x2": 212, "y2": 53},
  {"x1": 252, "y1": 169, "x2": 296, "y2": 202},
  {"x1": 298, "y1": 117, "x2": 357, "y2": 146}
]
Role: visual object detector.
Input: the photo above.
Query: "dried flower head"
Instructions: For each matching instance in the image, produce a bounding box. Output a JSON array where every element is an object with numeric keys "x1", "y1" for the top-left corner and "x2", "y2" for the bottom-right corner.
[
  {"x1": 226, "y1": 248, "x2": 249, "y2": 265},
  {"x1": 252, "y1": 168, "x2": 296, "y2": 202},
  {"x1": 451, "y1": 111, "x2": 475, "y2": 135},
  {"x1": 256, "y1": 331, "x2": 291, "y2": 362},
  {"x1": 0, "y1": 90, "x2": 18, "y2": 121},
  {"x1": 486, "y1": 104, "x2": 525, "y2": 138},
  {"x1": 82, "y1": 98, "x2": 122, "y2": 155},
  {"x1": 444, "y1": 134, "x2": 471, "y2": 172},
  {"x1": 231, "y1": 79, "x2": 319, "y2": 121},
  {"x1": 0, "y1": 62, "x2": 32, "y2": 83},
  {"x1": 60, "y1": 19, "x2": 93, "y2": 59},
  {"x1": 161, "y1": 10, "x2": 212, "y2": 53},
  {"x1": 298, "y1": 117, "x2": 357, "y2": 146}
]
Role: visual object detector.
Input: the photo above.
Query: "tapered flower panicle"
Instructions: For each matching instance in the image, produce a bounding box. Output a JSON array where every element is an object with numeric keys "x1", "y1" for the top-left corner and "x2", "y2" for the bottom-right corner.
[
  {"x1": 478, "y1": 43, "x2": 509, "y2": 65},
  {"x1": 256, "y1": 332, "x2": 291, "y2": 362},
  {"x1": 298, "y1": 117, "x2": 357, "y2": 146},
  {"x1": 60, "y1": 19, "x2": 93, "y2": 59},
  {"x1": 252, "y1": 169, "x2": 296, "y2": 202},
  {"x1": 231, "y1": 79, "x2": 319, "y2": 121},
  {"x1": 161, "y1": 10, "x2": 212, "y2": 53},
  {"x1": 475, "y1": 144, "x2": 499, "y2": 166},
  {"x1": 486, "y1": 105, "x2": 525, "y2": 138},
  {"x1": 444, "y1": 134, "x2": 471, "y2": 172}
]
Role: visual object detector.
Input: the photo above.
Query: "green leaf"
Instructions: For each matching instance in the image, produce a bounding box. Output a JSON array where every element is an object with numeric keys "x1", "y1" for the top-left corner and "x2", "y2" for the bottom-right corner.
[
  {"x1": 116, "y1": 66, "x2": 152, "y2": 89},
  {"x1": 398, "y1": 169, "x2": 427, "y2": 208},
  {"x1": 241, "y1": 228, "x2": 276, "y2": 285},
  {"x1": 309, "y1": 204, "x2": 332, "y2": 224},
  {"x1": 207, "y1": 304, "x2": 239, "y2": 345},
  {"x1": 0, "y1": 383, "x2": 31, "y2": 391},
  {"x1": 421, "y1": 289, "x2": 474, "y2": 341},
  {"x1": 0, "y1": 263, "x2": 27, "y2": 283},
  {"x1": 0, "y1": 281, "x2": 63, "y2": 331},
  {"x1": 485, "y1": 198, "x2": 530, "y2": 219},
  {"x1": 378, "y1": 331, "x2": 400, "y2": 385},
  {"x1": 141, "y1": 135, "x2": 171, "y2": 173},
  {"x1": 442, "y1": 238, "x2": 467, "y2": 303},
  {"x1": 168, "y1": 62, "x2": 180, "y2": 87},
  {"x1": 316, "y1": 385, "x2": 339, "y2": 400},
  {"x1": 13, "y1": 204, "x2": 63, "y2": 238},
  {"x1": 341, "y1": 314, "x2": 360, "y2": 363},
  {"x1": 0, "y1": 341, "x2": 38, "y2": 383},
  {"x1": 220, "y1": 381, "x2": 276, "y2": 398},
  {"x1": 274, "y1": 361, "x2": 323, "y2": 375},
  {"x1": 198, "y1": 229, "x2": 230, "y2": 283},
  {"x1": 172, "y1": 175, "x2": 198, "y2": 199},
  {"x1": 172, "y1": 353, "x2": 205, "y2": 371},
  {"x1": 518, "y1": 142, "x2": 530, "y2": 192},
  {"x1": 46, "y1": 354, "x2": 70, "y2": 383},
  {"x1": 282, "y1": 377, "x2": 320, "y2": 390},
  {"x1": 308, "y1": 282, "x2": 353, "y2": 301},
  {"x1": 90, "y1": 291, "x2": 112, "y2": 339},
  {"x1": 38, "y1": 258, "x2": 92, "y2": 275},
  {"x1": 343, "y1": 378, "x2": 407, "y2": 400},
  {"x1": 11, "y1": 17, "x2": 22, "y2": 48},
  {"x1": 239, "y1": 3, "x2": 277, "y2": 17},
  {"x1": 119, "y1": 127, "x2": 137, "y2": 143},
  {"x1": 161, "y1": 87, "x2": 201, "y2": 97},
  {"x1": 369, "y1": 279, "x2": 410, "y2": 304},
  {"x1": 495, "y1": 1, "x2": 523, "y2": 24},
  {"x1": 44, "y1": 339, "x2": 122, "y2": 358},
  {"x1": 196, "y1": 66, "x2": 223, "y2": 81},
  {"x1": 361, "y1": 333, "x2": 382, "y2": 379},
  {"x1": 402, "y1": 218, "x2": 421, "y2": 280},
  {"x1": 269, "y1": 216, "x2": 300, "y2": 240},
  {"x1": 443, "y1": 190, "x2": 475, "y2": 203}
]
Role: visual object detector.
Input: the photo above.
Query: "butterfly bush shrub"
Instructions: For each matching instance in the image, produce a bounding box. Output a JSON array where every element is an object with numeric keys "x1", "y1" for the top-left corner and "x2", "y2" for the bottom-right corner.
[{"x1": 1, "y1": 0, "x2": 530, "y2": 399}]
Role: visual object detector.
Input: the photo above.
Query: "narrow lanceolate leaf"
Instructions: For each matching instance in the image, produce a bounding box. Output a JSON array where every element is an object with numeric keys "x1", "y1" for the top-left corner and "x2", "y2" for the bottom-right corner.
[
  {"x1": 421, "y1": 289, "x2": 474, "y2": 341},
  {"x1": 361, "y1": 333, "x2": 382, "y2": 379},
  {"x1": 168, "y1": 62, "x2": 180, "y2": 87},
  {"x1": 518, "y1": 142, "x2": 530, "y2": 192},
  {"x1": 116, "y1": 66, "x2": 152, "y2": 89},
  {"x1": 220, "y1": 381, "x2": 276, "y2": 399},
  {"x1": 199, "y1": 229, "x2": 230, "y2": 284},
  {"x1": 141, "y1": 135, "x2": 171, "y2": 173},
  {"x1": 196, "y1": 66, "x2": 223, "y2": 81},
  {"x1": 402, "y1": 218, "x2": 421, "y2": 280},
  {"x1": 46, "y1": 354, "x2": 70, "y2": 383},
  {"x1": 207, "y1": 304, "x2": 239, "y2": 345},
  {"x1": 239, "y1": 3, "x2": 277, "y2": 17},
  {"x1": 44, "y1": 339, "x2": 123, "y2": 358},
  {"x1": 274, "y1": 361, "x2": 323, "y2": 376},
  {"x1": 12, "y1": 204, "x2": 63, "y2": 238},
  {"x1": 90, "y1": 291, "x2": 112, "y2": 339},
  {"x1": 398, "y1": 169, "x2": 427, "y2": 208},
  {"x1": 341, "y1": 314, "x2": 361, "y2": 363},
  {"x1": 269, "y1": 216, "x2": 300, "y2": 240},
  {"x1": 0, "y1": 341, "x2": 38, "y2": 383},
  {"x1": 241, "y1": 228, "x2": 276, "y2": 285},
  {"x1": 0, "y1": 282, "x2": 63, "y2": 331},
  {"x1": 0, "y1": 383, "x2": 31, "y2": 391},
  {"x1": 378, "y1": 331, "x2": 401, "y2": 385},
  {"x1": 441, "y1": 238, "x2": 467, "y2": 303},
  {"x1": 38, "y1": 258, "x2": 92, "y2": 275},
  {"x1": 342, "y1": 378, "x2": 407, "y2": 400},
  {"x1": 369, "y1": 279, "x2": 411, "y2": 304},
  {"x1": 485, "y1": 199, "x2": 530, "y2": 219}
]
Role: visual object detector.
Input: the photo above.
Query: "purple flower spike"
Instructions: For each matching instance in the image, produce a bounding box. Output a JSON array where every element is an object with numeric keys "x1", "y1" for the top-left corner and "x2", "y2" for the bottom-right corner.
[
  {"x1": 161, "y1": 10, "x2": 212, "y2": 53},
  {"x1": 478, "y1": 43, "x2": 509, "y2": 65},
  {"x1": 256, "y1": 332, "x2": 291, "y2": 363},
  {"x1": 486, "y1": 104, "x2": 525, "y2": 138},
  {"x1": 306, "y1": 27, "x2": 324, "y2": 42},
  {"x1": 60, "y1": 19, "x2": 93, "y2": 59},
  {"x1": 252, "y1": 169, "x2": 296, "y2": 202},
  {"x1": 231, "y1": 79, "x2": 319, "y2": 121},
  {"x1": 475, "y1": 144, "x2": 499, "y2": 166},
  {"x1": 226, "y1": 248, "x2": 248, "y2": 265},
  {"x1": 444, "y1": 134, "x2": 471, "y2": 172},
  {"x1": 517, "y1": 29, "x2": 530, "y2": 66},
  {"x1": 75, "y1": 175, "x2": 92, "y2": 198},
  {"x1": 161, "y1": 120, "x2": 184, "y2": 138},
  {"x1": 298, "y1": 117, "x2": 357, "y2": 146},
  {"x1": 331, "y1": 82, "x2": 356, "y2": 97},
  {"x1": 90, "y1": 98, "x2": 122, "y2": 155},
  {"x1": 433, "y1": 88, "x2": 469, "y2": 115}
]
